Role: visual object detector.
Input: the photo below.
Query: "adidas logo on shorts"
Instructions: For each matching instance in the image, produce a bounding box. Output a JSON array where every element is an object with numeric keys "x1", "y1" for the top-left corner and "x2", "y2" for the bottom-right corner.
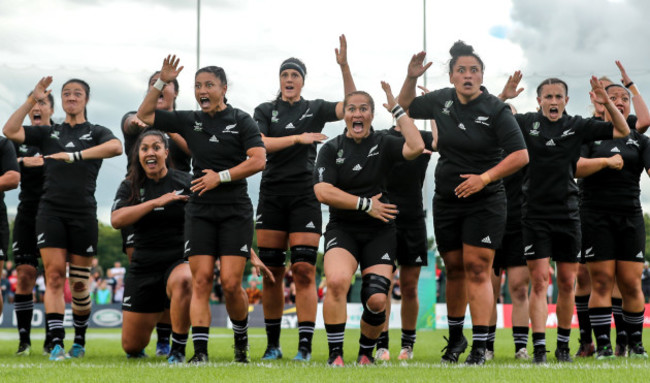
[
  {"x1": 381, "y1": 253, "x2": 391, "y2": 261},
  {"x1": 86, "y1": 245, "x2": 94, "y2": 253},
  {"x1": 305, "y1": 221, "x2": 316, "y2": 229},
  {"x1": 353, "y1": 164, "x2": 362, "y2": 171},
  {"x1": 240, "y1": 244, "x2": 248, "y2": 252},
  {"x1": 481, "y1": 236, "x2": 491, "y2": 244},
  {"x1": 415, "y1": 256, "x2": 422, "y2": 263},
  {"x1": 636, "y1": 251, "x2": 644, "y2": 259}
]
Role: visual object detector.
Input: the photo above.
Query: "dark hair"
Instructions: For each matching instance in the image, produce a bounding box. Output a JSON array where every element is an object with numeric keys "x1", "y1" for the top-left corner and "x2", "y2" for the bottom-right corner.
[
  {"x1": 149, "y1": 71, "x2": 179, "y2": 110},
  {"x1": 62, "y1": 78, "x2": 90, "y2": 119},
  {"x1": 195, "y1": 66, "x2": 228, "y2": 104},
  {"x1": 605, "y1": 83, "x2": 630, "y2": 96},
  {"x1": 343, "y1": 91, "x2": 375, "y2": 114},
  {"x1": 27, "y1": 91, "x2": 55, "y2": 125},
  {"x1": 449, "y1": 40, "x2": 484, "y2": 74},
  {"x1": 536, "y1": 78, "x2": 568, "y2": 97},
  {"x1": 125, "y1": 130, "x2": 170, "y2": 203}
]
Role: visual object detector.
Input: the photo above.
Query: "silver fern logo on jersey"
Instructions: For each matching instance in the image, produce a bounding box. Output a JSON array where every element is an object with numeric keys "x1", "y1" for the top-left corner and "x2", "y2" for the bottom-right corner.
[
  {"x1": 529, "y1": 121, "x2": 540, "y2": 136},
  {"x1": 336, "y1": 149, "x2": 345, "y2": 164},
  {"x1": 271, "y1": 110, "x2": 279, "y2": 123},
  {"x1": 442, "y1": 100, "x2": 453, "y2": 115}
]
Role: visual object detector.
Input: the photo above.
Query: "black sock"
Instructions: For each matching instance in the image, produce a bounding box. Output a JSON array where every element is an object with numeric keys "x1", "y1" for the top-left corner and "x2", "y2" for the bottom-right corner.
[
  {"x1": 171, "y1": 332, "x2": 188, "y2": 354},
  {"x1": 73, "y1": 313, "x2": 90, "y2": 347},
  {"x1": 14, "y1": 294, "x2": 33, "y2": 344},
  {"x1": 486, "y1": 325, "x2": 497, "y2": 351},
  {"x1": 557, "y1": 327, "x2": 571, "y2": 349},
  {"x1": 472, "y1": 325, "x2": 489, "y2": 350},
  {"x1": 575, "y1": 294, "x2": 592, "y2": 344},
  {"x1": 46, "y1": 313, "x2": 65, "y2": 347},
  {"x1": 513, "y1": 326, "x2": 529, "y2": 353},
  {"x1": 622, "y1": 309, "x2": 645, "y2": 346},
  {"x1": 359, "y1": 333, "x2": 377, "y2": 358},
  {"x1": 325, "y1": 323, "x2": 346, "y2": 357},
  {"x1": 376, "y1": 331, "x2": 389, "y2": 349},
  {"x1": 156, "y1": 323, "x2": 172, "y2": 345},
  {"x1": 191, "y1": 326, "x2": 209, "y2": 355},
  {"x1": 532, "y1": 332, "x2": 546, "y2": 350},
  {"x1": 298, "y1": 321, "x2": 315, "y2": 352},
  {"x1": 448, "y1": 315, "x2": 465, "y2": 342},
  {"x1": 401, "y1": 328, "x2": 416, "y2": 349},
  {"x1": 264, "y1": 318, "x2": 282, "y2": 348},
  {"x1": 611, "y1": 298, "x2": 626, "y2": 346},
  {"x1": 231, "y1": 316, "x2": 249, "y2": 347},
  {"x1": 44, "y1": 317, "x2": 52, "y2": 346},
  {"x1": 589, "y1": 306, "x2": 612, "y2": 348}
]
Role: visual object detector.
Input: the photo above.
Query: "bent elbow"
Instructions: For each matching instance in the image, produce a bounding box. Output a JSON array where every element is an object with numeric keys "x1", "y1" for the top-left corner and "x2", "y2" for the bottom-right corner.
[
  {"x1": 7, "y1": 172, "x2": 20, "y2": 190},
  {"x1": 313, "y1": 184, "x2": 327, "y2": 204}
]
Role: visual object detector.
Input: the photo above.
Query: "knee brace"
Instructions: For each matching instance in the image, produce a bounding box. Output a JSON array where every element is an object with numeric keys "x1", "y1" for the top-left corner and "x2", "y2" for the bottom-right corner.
[
  {"x1": 69, "y1": 265, "x2": 92, "y2": 311},
  {"x1": 290, "y1": 246, "x2": 318, "y2": 266},
  {"x1": 360, "y1": 273, "x2": 391, "y2": 326},
  {"x1": 14, "y1": 252, "x2": 39, "y2": 268},
  {"x1": 258, "y1": 248, "x2": 287, "y2": 267}
]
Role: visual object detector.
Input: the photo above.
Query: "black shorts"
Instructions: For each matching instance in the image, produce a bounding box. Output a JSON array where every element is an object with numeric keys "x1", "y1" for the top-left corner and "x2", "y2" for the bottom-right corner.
[
  {"x1": 122, "y1": 255, "x2": 186, "y2": 313},
  {"x1": 581, "y1": 210, "x2": 645, "y2": 263},
  {"x1": 0, "y1": 210, "x2": 8, "y2": 262},
  {"x1": 323, "y1": 223, "x2": 396, "y2": 271},
  {"x1": 185, "y1": 202, "x2": 253, "y2": 258},
  {"x1": 522, "y1": 219, "x2": 581, "y2": 263},
  {"x1": 395, "y1": 220, "x2": 428, "y2": 267},
  {"x1": 12, "y1": 207, "x2": 40, "y2": 267},
  {"x1": 433, "y1": 192, "x2": 506, "y2": 253},
  {"x1": 35, "y1": 213, "x2": 97, "y2": 257},
  {"x1": 255, "y1": 192, "x2": 322, "y2": 235},
  {"x1": 121, "y1": 225, "x2": 135, "y2": 253},
  {"x1": 493, "y1": 229, "x2": 526, "y2": 271}
]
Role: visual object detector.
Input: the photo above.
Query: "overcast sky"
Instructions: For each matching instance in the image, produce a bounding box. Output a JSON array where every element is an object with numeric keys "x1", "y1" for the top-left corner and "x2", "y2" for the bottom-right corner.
[{"x1": 0, "y1": 0, "x2": 648, "y2": 223}]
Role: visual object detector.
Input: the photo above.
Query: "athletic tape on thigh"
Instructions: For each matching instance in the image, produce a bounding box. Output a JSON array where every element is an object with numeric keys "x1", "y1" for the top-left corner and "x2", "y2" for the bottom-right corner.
[{"x1": 69, "y1": 265, "x2": 92, "y2": 311}]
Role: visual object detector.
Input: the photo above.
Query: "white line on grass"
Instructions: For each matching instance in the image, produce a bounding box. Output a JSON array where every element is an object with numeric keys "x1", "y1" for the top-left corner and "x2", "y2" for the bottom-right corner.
[{"x1": 0, "y1": 333, "x2": 265, "y2": 340}]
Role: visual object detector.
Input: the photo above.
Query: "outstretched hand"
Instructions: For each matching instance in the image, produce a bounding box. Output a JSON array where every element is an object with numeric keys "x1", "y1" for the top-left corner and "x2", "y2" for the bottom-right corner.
[
  {"x1": 589, "y1": 76, "x2": 609, "y2": 105},
  {"x1": 366, "y1": 193, "x2": 398, "y2": 223},
  {"x1": 499, "y1": 71, "x2": 524, "y2": 100},
  {"x1": 407, "y1": 52, "x2": 432, "y2": 79},
  {"x1": 250, "y1": 249, "x2": 275, "y2": 283},
  {"x1": 160, "y1": 55, "x2": 184, "y2": 83},
  {"x1": 296, "y1": 132, "x2": 328, "y2": 145},
  {"x1": 616, "y1": 60, "x2": 632, "y2": 86},
  {"x1": 335, "y1": 34, "x2": 348, "y2": 67},
  {"x1": 417, "y1": 85, "x2": 431, "y2": 96},
  {"x1": 381, "y1": 81, "x2": 398, "y2": 112},
  {"x1": 32, "y1": 76, "x2": 53, "y2": 102},
  {"x1": 154, "y1": 190, "x2": 190, "y2": 208}
]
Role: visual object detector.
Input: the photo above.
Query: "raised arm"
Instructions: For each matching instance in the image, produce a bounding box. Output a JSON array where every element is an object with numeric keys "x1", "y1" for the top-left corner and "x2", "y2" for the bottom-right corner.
[
  {"x1": 590, "y1": 76, "x2": 630, "y2": 138},
  {"x1": 575, "y1": 154, "x2": 623, "y2": 178},
  {"x1": 137, "y1": 55, "x2": 184, "y2": 126},
  {"x1": 3, "y1": 77, "x2": 52, "y2": 143},
  {"x1": 498, "y1": 70, "x2": 524, "y2": 102},
  {"x1": 381, "y1": 81, "x2": 424, "y2": 160},
  {"x1": 397, "y1": 52, "x2": 432, "y2": 112},
  {"x1": 334, "y1": 34, "x2": 357, "y2": 119},
  {"x1": 616, "y1": 60, "x2": 650, "y2": 133}
]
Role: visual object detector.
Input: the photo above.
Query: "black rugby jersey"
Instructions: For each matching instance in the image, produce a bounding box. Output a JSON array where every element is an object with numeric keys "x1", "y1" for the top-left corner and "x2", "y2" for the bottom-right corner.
[
  {"x1": 516, "y1": 111, "x2": 613, "y2": 220},
  {"x1": 113, "y1": 169, "x2": 191, "y2": 262},
  {"x1": 13, "y1": 141, "x2": 44, "y2": 207},
  {"x1": 314, "y1": 130, "x2": 404, "y2": 228},
  {"x1": 377, "y1": 127, "x2": 433, "y2": 226},
  {"x1": 580, "y1": 129, "x2": 650, "y2": 215},
  {"x1": 503, "y1": 166, "x2": 525, "y2": 231},
  {"x1": 154, "y1": 106, "x2": 264, "y2": 205},
  {"x1": 23, "y1": 122, "x2": 117, "y2": 217},
  {"x1": 255, "y1": 98, "x2": 338, "y2": 195},
  {"x1": 0, "y1": 138, "x2": 19, "y2": 216},
  {"x1": 121, "y1": 111, "x2": 191, "y2": 173},
  {"x1": 408, "y1": 87, "x2": 525, "y2": 202}
]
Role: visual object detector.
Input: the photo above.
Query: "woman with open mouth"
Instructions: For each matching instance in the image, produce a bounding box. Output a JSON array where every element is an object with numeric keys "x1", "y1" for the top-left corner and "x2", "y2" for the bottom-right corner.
[
  {"x1": 252, "y1": 35, "x2": 355, "y2": 362},
  {"x1": 575, "y1": 68, "x2": 650, "y2": 360},
  {"x1": 111, "y1": 129, "x2": 193, "y2": 363},
  {"x1": 137, "y1": 56, "x2": 266, "y2": 364},
  {"x1": 12, "y1": 91, "x2": 53, "y2": 357},
  {"x1": 499, "y1": 73, "x2": 630, "y2": 363},
  {"x1": 314, "y1": 82, "x2": 424, "y2": 366},
  {"x1": 398, "y1": 41, "x2": 528, "y2": 365},
  {"x1": 3, "y1": 76, "x2": 123, "y2": 361}
]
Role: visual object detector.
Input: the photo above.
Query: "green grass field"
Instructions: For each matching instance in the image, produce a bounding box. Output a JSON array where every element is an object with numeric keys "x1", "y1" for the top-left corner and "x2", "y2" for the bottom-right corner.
[{"x1": 0, "y1": 328, "x2": 648, "y2": 382}]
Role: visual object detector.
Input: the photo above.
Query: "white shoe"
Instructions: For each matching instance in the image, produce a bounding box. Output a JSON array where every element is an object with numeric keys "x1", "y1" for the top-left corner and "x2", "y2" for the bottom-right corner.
[
  {"x1": 485, "y1": 350, "x2": 494, "y2": 360},
  {"x1": 398, "y1": 346, "x2": 413, "y2": 360},
  {"x1": 375, "y1": 348, "x2": 390, "y2": 361},
  {"x1": 515, "y1": 347, "x2": 530, "y2": 360}
]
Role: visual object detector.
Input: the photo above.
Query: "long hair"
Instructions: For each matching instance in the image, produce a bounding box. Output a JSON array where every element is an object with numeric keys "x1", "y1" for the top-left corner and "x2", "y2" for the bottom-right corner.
[{"x1": 125, "y1": 130, "x2": 170, "y2": 204}]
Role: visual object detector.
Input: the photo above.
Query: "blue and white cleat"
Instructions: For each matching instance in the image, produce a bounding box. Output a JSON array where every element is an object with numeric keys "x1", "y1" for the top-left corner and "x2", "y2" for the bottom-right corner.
[
  {"x1": 156, "y1": 342, "x2": 171, "y2": 357},
  {"x1": 49, "y1": 345, "x2": 67, "y2": 361},
  {"x1": 66, "y1": 343, "x2": 85, "y2": 359},
  {"x1": 261, "y1": 346, "x2": 283, "y2": 360},
  {"x1": 293, "y1": 347, "x2": 311, "y2": 362}
]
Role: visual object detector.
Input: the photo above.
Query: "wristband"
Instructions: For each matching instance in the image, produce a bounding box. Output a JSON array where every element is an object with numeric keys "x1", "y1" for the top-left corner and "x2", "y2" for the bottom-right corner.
[
  {"x1": 66, "y1": 151, "x2": 83, "y2": 163},
  {"x1": 218, "y1": 170, "x2": 231, "y2": 183},
  {"x1": 153, "y1": 78, "x2": 167, "y2": 91},
  {"x1": 625, "y1": 81, "x2": 634, "y2": 89},
  {"x1": 74, "y1": 151, "x2": 83, "y2": 161},
  {"x1": 356, "y1": 197, "x2": 372, "y2": 213},
  {"x1": 480, "y1": 172, "x2": 492, "y2": 186},
  {"x1": 391, "y1": 105, "x2": 406, "y2": 121}
]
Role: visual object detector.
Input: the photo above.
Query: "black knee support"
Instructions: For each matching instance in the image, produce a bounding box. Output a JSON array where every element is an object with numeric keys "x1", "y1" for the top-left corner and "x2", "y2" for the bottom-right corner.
[
  {"x1": 360, "y1": 273, "x2": 391, "y2": 326},
  {"x1": 290, "y1": 246, "x2": 318, "y2": 266},
  {"x1": 258, "y1": 247, "x2": 287, "y2": 267}
]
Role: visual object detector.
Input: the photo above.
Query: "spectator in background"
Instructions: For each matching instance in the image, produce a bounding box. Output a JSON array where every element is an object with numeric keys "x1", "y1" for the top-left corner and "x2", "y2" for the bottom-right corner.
[
  {"x1": 90, "y1": 258, "x2": 104, "y2": 280},
  {"x1": 109, "y1": 261, "x2": 126, "y2": 284},
  {"x1": 211, "y1": 260, "x2": 223, "y2": 304},
  {"x1": 246, "y1": 280, "x2": 262, "y2": 305},
  {"x1": 36, "y1": 272, "x2": 46, "y2": 302},
  {"x1": 95, "y1": 279, "x2": 111, "y2": 304}
]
